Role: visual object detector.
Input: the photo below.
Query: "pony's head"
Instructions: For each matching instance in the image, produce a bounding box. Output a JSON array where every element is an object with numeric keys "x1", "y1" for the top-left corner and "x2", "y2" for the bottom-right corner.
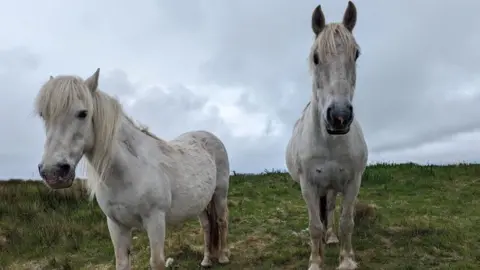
[
  {"x1": 35, "y1": 68, "x2": 115, "y2": 189},
  {"x1": 309, "y1": 1, "x2": 360, "y2": 135}
]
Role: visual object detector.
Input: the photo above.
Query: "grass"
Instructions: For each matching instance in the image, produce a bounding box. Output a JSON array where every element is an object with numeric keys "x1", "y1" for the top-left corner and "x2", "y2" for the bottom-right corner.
[{"x1": 0, "y1": 163, "x2": 479, "y2": 270}]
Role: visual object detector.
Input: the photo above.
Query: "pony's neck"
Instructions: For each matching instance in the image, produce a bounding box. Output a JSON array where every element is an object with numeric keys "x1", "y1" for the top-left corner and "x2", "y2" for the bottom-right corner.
[
  {"x1": 82, "y1": 94, "x2": 175, "y2": 198},
  {"x1": 110, "y1": 114, "x2": 176, "y2": 183},
  {"x1": 116, "y1": 113, "x2": 172, "y2": 157},
  {"x1": 119, "y1": 115, "x2": 150, "y2": 145},
  {"x1": 84, "y1": 111, "x2": 172, "y2": 184}
]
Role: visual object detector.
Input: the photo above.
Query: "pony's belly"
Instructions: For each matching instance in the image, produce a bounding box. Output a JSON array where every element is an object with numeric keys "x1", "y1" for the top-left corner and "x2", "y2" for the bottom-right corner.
[
  {"x1": 166, "y1": 181, "x2": 216, "y2": 224},
  {"x1": 95, "y1": 185, "x2": 170, "y2": 229}
]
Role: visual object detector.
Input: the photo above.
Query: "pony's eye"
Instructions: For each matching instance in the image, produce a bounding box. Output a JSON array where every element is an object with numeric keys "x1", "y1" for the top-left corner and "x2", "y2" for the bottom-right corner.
[
  {"x1": 313, "y1": 52, "x2": 319, "y2": 65},
  {"x1": 76, "y1": 110, "x2": 88, "y2": 119},
  {"x1": 355, "y1": 50, "x2": 360, "y2": 61}
]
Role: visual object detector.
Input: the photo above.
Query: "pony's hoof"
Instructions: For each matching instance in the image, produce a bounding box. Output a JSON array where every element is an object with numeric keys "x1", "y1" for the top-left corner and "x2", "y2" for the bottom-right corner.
[
  {"x1": 165, "y1": 257, "x2": 174, "y2": 268},
  {"x1": 337, "y1": 257, "x2": 358, "y2": 270},
  {"x1": 200, "y1": 257, "x2": 212, "y2": 268},
  {"x1": 326, "y1": 233, "x2": 339, "y2": 244},
  {"x1": 218, "y1": 255, "x2": 230, "y2": 264},
  {"x1": 308, "y1": 263, "x2": 322, "y2": 270}
]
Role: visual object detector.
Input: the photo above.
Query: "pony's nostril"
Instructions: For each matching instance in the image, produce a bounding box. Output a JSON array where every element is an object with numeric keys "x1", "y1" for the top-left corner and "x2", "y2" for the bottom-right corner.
[
  {"x1": 56, "y1": 163, "x2": 71, "y2": 176},
  {"x1": 346, "y1": 112, "x2": 353, "y2": 123},
  {"x1": 326, "y1": 106, "x2": 334, "y2": 121},
  {"x1": 347, "y1": 104, "x2": 353, "y2": 114},
  {"x1": 38, "y1": 163, "x2": 47, "y2": 178}
]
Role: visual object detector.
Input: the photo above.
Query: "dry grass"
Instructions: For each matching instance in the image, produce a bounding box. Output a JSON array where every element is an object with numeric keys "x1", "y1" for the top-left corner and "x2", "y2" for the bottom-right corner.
[{"x1": 1, "y1": 163, "x2": 479, "y2": 269}]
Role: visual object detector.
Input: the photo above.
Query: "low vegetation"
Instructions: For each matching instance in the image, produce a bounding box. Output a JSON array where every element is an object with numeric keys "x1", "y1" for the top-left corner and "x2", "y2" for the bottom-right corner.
[{"x1": 1, "y1": 163, "x2": 479, "y2": 269}]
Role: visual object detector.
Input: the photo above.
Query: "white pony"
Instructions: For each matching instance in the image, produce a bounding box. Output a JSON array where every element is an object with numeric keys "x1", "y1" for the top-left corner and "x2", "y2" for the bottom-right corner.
[
  {"x1": 35, "y1": 69, "x2": 231, "y2": 270},
  {"x1": 285, "y1": 2, "x2": 368, "y2": 270}
]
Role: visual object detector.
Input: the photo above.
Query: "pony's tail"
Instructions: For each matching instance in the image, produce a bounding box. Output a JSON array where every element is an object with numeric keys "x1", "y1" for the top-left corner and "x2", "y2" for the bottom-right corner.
[
  {"x1": 319, "y1": 195, "x2": 328, "y2": 242},
  {"x1": 206, "y1": 197, "x2": 220, "y2": 256}
]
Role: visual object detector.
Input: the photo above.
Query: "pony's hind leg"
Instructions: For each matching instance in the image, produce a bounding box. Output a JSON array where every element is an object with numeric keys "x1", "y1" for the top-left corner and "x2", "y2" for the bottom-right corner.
[
  {"x1": 199, "y1": 193, "x2": 228, "y2": 268},
  {"x1": 213, "y1": 192, "x2": 230, "y2": 264},
  {"x1": 198, "y1": 211, "x2": 213, "y2": 267},
  {"x1": 326, "y1": 190, "x2": 339, "y2": 244}
]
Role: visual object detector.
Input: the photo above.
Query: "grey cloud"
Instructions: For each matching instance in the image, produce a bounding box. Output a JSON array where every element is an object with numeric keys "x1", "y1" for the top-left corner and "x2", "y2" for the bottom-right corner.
[
  {"x1": 101, "y1": 69, "x2": 139, "y2": 97},
  {"x1": 191, "y1": 0, "x2": 480, "y2": 157},
  {"x1": 0, "y1": 48, "x2": 44, "y2": 178},
  {"x1": 371, "y1": 130, "x2": 480, "y2": 165},
  {"x1": 123, "y1": 83, "x2": 289, "y2": 173},
  {"x1": 0, "y1": 47, "x2": 287, "y2": 177},
  {"x1": 0, "y1": 47, "x2": 39, "y2": 73},
  {"x1": 2, "y1": 0, "x2": 480, "y2": 179},
  {"x1": 94, "y1": 71, "x2": 289, "y2": 173}
]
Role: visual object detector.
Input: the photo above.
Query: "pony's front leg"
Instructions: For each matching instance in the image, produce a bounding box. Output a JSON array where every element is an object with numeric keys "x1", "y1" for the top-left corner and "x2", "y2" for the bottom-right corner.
[
  {"x1": 300, "y1": 178, "x2": 325, "y2": 270},
  {"x1": 145, "y1": 211, "x2": 167, "y2": 270},
  {"x1": 337, "y1": 178, "x2": 361, "y2": 270},
  {"x1": 107, "y1": 217, "x2": 132, "y2": 270},
  {"x1": 326, "y1": 190, "x2": 339, "y2": 244}
]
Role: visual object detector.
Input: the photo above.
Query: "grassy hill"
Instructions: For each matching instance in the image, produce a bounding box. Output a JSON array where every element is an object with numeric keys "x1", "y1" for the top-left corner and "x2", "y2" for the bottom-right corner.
[{"x1": 0, "y1": 163, "x2": 479, "y2": 270}]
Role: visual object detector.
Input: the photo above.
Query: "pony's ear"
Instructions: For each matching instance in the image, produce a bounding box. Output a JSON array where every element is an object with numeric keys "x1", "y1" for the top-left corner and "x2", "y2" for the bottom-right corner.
[
  {"x1": 85, "y1": 68, "x2": 100, "y2": 92},
  {"x1": 312, "y1": 5, "x2": 326, "y2": 36},
  {"x1": 49, "y1": 75, "x2": 54, "y2": 80},
  {"x1": 342, "y1": 1, "x2": 357, "y2": 32}
]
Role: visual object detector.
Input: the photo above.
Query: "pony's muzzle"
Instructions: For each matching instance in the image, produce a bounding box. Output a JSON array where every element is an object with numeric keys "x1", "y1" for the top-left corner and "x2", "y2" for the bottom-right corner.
[
  {"x1": 38, "y1": 162, "x2": 75, "y2": 189},
  {"x1": 325, "y1": 103, "x2": 353, "y2": 135}
]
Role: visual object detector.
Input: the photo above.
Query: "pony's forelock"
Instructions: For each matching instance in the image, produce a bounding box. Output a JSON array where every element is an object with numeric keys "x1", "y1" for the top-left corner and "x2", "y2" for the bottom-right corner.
[
  {"x1": 308, "y1": 23, "x2": 359, "y2": 73},
  {"x1": 35, "y1": 76, "x2": 94, "y2": 120}
]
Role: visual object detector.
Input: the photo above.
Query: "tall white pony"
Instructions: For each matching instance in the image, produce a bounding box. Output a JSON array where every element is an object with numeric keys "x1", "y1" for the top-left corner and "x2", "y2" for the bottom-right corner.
[
  {"x1": 35, "y1": 69, "x2": 231, "y2": 270},
  {"x1": 285, "y1": 2, "x2": 368, "y2": 270}
]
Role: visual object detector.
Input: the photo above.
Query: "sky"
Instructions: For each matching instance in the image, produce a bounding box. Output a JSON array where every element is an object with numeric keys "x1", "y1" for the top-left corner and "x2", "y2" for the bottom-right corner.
[{"x1": 1, "y1": 0, "x2": 480, "y2": 178}]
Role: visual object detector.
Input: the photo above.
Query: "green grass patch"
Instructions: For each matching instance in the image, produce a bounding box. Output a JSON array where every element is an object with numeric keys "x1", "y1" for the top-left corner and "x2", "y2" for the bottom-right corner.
[{"x1": 1, "y1": 163, "x2": 479, "y2": 269}]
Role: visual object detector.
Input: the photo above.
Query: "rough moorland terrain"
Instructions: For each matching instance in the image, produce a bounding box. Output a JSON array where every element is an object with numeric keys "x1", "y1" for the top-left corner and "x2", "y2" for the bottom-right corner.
[{"x1": 1, "y1": 163, "x2": 479, "y2": 269}]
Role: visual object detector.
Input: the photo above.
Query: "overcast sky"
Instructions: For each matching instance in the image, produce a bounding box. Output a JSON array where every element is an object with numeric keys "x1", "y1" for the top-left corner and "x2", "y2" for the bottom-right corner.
[{"x1": 1, "y1": 0, "x2": 480, "y2": 178}]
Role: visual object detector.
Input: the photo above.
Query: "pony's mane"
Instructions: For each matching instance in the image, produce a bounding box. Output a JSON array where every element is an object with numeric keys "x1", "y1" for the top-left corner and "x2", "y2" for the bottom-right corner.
[
  {"x1": 308, "y1": 23, "x2": 359, "y2": 73},
  {"x1": 34, "y1": 75, "x2": 172, "y2": 200},
  {"x1": 123, "y1": 115, "x2": 165, "y2": 142}
]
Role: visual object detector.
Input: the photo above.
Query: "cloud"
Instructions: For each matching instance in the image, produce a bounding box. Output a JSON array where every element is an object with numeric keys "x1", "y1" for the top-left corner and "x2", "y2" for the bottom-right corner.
[
  {"x1": 0, "y1": 48, "x2": 45, "y2": 178},
  {"x1": 196, "y1": 0, "x2": 480, "y2": 156},
  {"x1": 0, "y1": 0, "x2": 480, "y2": 178},
  {"x1": 371, "y1": 129, "x2": 480, "y2": 165},
  {"x1": 103, "y1": 74, "x2": 289, "y2": 174}
]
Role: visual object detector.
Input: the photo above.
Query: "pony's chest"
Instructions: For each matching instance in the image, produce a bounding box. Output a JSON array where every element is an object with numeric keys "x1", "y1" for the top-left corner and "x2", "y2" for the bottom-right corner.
[
  {"x1": 304, "y1": 157, "x2": 355, "y2": 191},
  {"x1": 96, "y1": 195, "x2": 143, "y2": 228}
]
